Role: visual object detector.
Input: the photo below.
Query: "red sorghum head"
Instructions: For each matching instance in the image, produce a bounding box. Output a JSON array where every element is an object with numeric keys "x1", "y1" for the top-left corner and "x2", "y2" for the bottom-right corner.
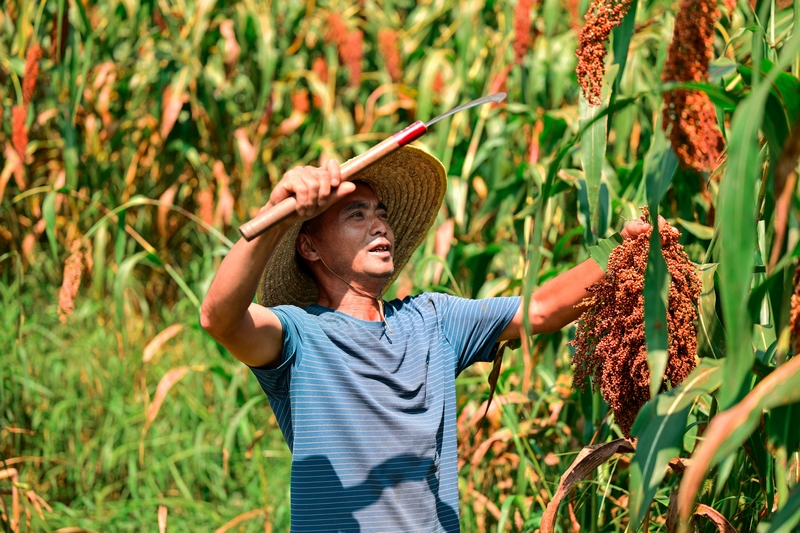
[
  {"x1": 12, "y1": 105, "x2": 28, "y2": 160},
  {"x1": 661, "y1": 0, "x2": 726, "y2": 172},
  {"x1": 514, "y1": 0, "x2": 534, "y2": 65},
  {"x1": 325, "y1": 13, "x2": 363, "y2": 87},
  {"x1": 23, "y1": 44, "x2": 43, "y2": 105},
  {"x1": 341, "y1": 30, "x2": 363, "y2": 87},
  {"x1": 576, "y1": 0, "x2": 634, "y2": 105},
  {"x1": 378, "y1": 29, "x2": 402, "y2": 82},
  {"x1": 570, "y1": 212, "x2": 701, "y2": 436}
]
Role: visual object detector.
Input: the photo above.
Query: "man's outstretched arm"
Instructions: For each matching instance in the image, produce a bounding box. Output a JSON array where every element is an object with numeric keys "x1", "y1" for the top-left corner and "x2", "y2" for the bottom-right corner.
[
  {"x1": 499, "y1": 219, "x2": 652, "y2": 340},
  {"x1": 200, "y1": 160, "x2": 353, "y2": 367}
]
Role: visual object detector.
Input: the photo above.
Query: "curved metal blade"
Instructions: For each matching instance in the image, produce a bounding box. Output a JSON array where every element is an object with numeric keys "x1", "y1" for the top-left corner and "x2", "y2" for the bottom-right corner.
[{"x1": 424, "y1": 92, "x2": 507, "y2": 128}]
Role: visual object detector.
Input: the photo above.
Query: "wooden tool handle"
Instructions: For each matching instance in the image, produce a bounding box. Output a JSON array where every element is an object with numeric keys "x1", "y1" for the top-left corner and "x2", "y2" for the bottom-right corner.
[{"x1": 239, "y1": 121, "x2": 426, "y2": 241}]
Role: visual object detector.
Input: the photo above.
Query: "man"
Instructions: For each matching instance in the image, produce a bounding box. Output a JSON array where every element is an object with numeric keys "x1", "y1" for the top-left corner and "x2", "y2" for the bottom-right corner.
[{"x1": 201, "y1": 146, "x2": 648, "y2": 532}]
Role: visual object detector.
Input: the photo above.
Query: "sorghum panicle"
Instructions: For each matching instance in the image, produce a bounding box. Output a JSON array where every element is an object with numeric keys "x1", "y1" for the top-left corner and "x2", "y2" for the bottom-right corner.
[
  {"x1": 12, "y1": 105, "x2": 28, "y2": 160},
  {"x1": 378, "y1": 29, "x2": 402, "y2": 82},
  {"x1": 576, "y1": 0, "x2": 633, "y2": 105},
  {"x1": 661, "y1": 0, "x2": 726, "y2": 172},
  {"x1": 571, "y1": 213, "x2": 701, "y2": 436},
  {"x1": 325, "y1": 13, "x2": 363, "y2": 87},
  {"x1": 514, "y1": 0, "x2": 534, "y2": 65},
  {"x1": 23, "y1": 44, "x2": 43, "y2": 105}
]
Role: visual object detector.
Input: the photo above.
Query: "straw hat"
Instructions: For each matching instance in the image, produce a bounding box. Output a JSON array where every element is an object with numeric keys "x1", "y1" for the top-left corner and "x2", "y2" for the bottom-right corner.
[{"x1": 257, "y1": 145, "x2": 447, "y2": 308}]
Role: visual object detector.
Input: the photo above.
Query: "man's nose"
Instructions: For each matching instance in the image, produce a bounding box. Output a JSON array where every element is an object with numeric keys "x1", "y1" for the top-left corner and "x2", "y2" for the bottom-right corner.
[{"x1": 370, "y1": 214, "x2": 389, "y2": 235}]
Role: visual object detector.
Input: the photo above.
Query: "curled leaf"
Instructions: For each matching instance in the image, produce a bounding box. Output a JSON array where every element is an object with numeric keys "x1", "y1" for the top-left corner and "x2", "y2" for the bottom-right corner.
[
  {"x1": 541, "y1": 438, "x2": 635, "y2": 532},
  {"x1": 143, "y1": 324, "x2": 183, "y2": 363}
]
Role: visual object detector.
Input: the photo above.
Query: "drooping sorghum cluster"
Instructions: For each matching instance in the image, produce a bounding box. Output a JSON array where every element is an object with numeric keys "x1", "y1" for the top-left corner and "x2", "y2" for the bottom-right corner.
[
  {"x1": 661, "y1": 0, "x2": 726, "y2": 172},
  {"x1": 513, "y1": 0, "x2": 534, "y2": 65},
  {"x1": 790, "y1": 264, "x2": 800, "y2": 354},
  {"x1": 58, "y1": 239, "x2": 93, "y2": 323},
  {"x1": 575, "y1": 0, "x2": 633, "y2": 105},
  {"x1": 571, "y1": 213, "x2": 701, "y2": 436}
]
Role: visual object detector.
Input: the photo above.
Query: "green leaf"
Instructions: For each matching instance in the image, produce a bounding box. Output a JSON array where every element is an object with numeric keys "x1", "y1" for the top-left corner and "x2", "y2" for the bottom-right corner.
[
  {"x1": 628, "y1": 359, "x2": 725, "y2": 530},
  {"x1": 696, "y1": 264, "x2": 726, "y2": 360},
  {"x1": 644, "y1": 231, "x2": 671, "y2": 398},
  {"x1": 588, "y1": 233, "x2": 623, "y2": 272},
  {"x1": 43, "y1": 191, "x2": 58, "y2": 263},
  {"x1": 713, "y1": 32, "x2": 800, "y2": 408},
  {"x1": 676, "y1": 218, "x2": 714, "y2": 241},
  {"x1": 643, "y1": 122, "x2": 677, "y2": 399},
  {"x1": 768, "y1": 402, "x2": 800, "y2": 457},
  {"x1": 579, "y1": 65, "x2": 617, "y2": 244},
  {"x1": 611, "y1": 0, "x2": 638, "y2": 94}
]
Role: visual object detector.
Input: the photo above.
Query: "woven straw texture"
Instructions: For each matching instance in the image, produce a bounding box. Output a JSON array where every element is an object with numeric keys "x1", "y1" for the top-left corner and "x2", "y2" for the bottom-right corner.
[{"x1": 257, "y1": 145, "x2": 447, "y2": 308}]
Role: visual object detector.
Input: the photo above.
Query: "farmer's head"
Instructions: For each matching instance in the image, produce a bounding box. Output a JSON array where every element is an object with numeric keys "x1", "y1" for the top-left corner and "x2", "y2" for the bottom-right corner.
[
  {"x1": 295, "y1": 181, "x2": 396, "y2": 290},
  {"x1": 257, "y1": 146, "x2": 447, "y2": 308}
]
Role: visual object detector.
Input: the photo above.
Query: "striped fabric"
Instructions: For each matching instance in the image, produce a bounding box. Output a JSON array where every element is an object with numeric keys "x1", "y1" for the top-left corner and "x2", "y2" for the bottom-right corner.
[{"x1": 250, "y1": 293, "x2": 521, "y2": 532}]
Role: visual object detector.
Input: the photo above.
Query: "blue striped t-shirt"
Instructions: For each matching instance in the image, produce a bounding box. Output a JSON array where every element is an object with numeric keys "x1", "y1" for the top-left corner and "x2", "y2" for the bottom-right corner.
[{"x1": 250, "y1": 292, "x2": 521, "y2": 533}]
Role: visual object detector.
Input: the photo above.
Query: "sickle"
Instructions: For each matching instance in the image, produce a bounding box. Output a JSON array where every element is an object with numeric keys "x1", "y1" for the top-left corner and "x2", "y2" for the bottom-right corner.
[{"x1": 239, "y1": 92, "x2": 507, "y2": 241}]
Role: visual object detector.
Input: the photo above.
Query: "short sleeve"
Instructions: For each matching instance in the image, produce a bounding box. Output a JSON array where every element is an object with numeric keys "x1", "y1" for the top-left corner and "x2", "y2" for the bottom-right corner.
[
  {"x1": 248, "y1": 306, "x2": 303, "y2": 401},
  {"x1": 433, "y1": 294, "x2": 521, "y2": 375}
]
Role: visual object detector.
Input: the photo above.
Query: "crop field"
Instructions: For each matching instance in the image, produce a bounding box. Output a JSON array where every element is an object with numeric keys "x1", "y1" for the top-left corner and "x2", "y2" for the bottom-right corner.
[{"x1": 1, "y1": 0, "x2": 800, "y2": 531}]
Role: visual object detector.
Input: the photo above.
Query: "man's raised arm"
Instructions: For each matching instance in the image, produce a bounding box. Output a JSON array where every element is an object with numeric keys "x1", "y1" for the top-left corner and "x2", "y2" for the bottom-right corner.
[
  {"x1": 200, "y1": 160, "x2": 354, "y2": 367},
  {"x1": 499, "y1": 218, "x2": 652, "y2": 340}
]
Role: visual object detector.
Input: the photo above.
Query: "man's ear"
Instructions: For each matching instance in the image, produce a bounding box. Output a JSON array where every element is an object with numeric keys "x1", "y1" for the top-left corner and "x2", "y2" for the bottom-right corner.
[{"x1": 296, "y1": 233, "x2": 319, "y2": 262}]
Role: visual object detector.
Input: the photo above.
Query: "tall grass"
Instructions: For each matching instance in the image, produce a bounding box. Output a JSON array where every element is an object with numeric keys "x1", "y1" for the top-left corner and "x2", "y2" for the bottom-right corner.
[{"x1": 1, "y1": 0, "x2": 800, "y2": 530}]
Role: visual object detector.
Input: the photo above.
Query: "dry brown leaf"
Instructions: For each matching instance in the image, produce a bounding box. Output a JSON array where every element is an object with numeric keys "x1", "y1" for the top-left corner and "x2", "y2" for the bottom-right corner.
[
  {"x1": 0, "y1": 468, "x2": 19, "y2": 532},
  {"x1": 26, "y1": 490, "x2": 51, "y2": 520},
  {"x1": 212, "y1": 161, "x2": 234, "y2": 227},
  {"x1": 471, "y1": 427, "x2": 512, "y2": 467},
  {"x1": 541, "y1": 438, "x2": 635, "y2": 533},
  {"x1": 140, "y1": 366, "x2": 190, "y2": 463},
  {"x1": 695, "y1": 504, "x2": 738, "y2": 533},
  {"x1": 668, "y1": 492, "x2": 738, "y2": 533},
  {"x1": 219, "y1": 20, "x2": 241, "y2": 67},
  {"x1": 468, "y1": 391, "x2": 529, "y2": 428},
  {"x1": 215, "y1": 509, "x2": 265, "y2": 533},
  {"x1": 769, "y1": 121, "x2": 800, "y2": 271},
  {"x1": 197, "y1": 188, "x2": 214, "y2": 230},
  {"x1": 157, "y1": 185, "x2": 179, "y2": 237},
  {"x1": 158, "y1": 505, "x2": 168, "y2": 533},
  {"x1": 161, "y1": 84, "x2": 187, "y2": 140},
  {"x1": 143, "y1": 324, "x2": 183, "y2": 363},
  {"x1": 234, "y1": 129, "x2": 256, "y2": 178}
]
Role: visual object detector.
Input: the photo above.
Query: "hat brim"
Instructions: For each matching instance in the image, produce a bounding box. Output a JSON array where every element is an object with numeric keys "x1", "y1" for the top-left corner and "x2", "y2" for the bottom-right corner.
[{"x1": 257, "y1": 145, "x2": 447, "y2": 308}]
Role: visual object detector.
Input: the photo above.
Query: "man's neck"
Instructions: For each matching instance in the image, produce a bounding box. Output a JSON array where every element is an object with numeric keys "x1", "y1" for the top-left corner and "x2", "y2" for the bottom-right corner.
[{"x1": 313, "y1": 270, "x2": 388, "y2": 321}]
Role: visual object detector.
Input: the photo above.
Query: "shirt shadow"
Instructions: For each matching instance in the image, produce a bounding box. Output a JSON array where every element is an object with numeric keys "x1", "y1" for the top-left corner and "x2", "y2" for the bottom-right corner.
[{"x1": 291, "y1": 454, "x2": 459, "y2": 533}]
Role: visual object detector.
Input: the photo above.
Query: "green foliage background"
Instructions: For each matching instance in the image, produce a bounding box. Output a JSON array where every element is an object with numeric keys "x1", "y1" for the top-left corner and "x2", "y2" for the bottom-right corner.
[{"x1": 2, "y1": 0, "x2": 800, "y2": 531}]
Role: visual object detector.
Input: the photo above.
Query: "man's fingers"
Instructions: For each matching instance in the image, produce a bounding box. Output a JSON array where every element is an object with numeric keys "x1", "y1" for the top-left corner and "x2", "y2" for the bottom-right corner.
[
  {"x1": 326, "y1": 159, "x2": 342, "y2": 187},
  {"x1": 330, "y1": 181, "x2": 356, "y2": 202}
]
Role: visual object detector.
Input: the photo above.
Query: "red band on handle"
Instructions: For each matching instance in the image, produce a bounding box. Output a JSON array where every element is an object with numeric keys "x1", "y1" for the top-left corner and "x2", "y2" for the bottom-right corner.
[{"x1": 392, "y1": 120, "x2": 427, "y2": 146}]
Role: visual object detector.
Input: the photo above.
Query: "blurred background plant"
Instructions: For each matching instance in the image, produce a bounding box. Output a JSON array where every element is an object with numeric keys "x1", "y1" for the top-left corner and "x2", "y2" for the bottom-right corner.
[{"x1": 1, "y1": 0, "x2": 800, "y2": 530}]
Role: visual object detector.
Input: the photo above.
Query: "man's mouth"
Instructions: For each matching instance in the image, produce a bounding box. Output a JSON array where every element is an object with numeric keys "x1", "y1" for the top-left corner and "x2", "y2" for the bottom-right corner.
[{"x1": 369, "y1": 243, "x2": 392, "y2": 254}]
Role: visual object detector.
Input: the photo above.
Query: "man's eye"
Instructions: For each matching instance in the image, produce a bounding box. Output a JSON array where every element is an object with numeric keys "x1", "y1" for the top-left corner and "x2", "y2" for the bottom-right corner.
[{"x1": 379, "y1": 212, "x2": 389, "y2": 219}]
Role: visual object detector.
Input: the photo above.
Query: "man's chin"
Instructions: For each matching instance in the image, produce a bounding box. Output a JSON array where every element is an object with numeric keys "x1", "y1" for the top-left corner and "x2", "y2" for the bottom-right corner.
[{"x1": 366, "y1": 265, "x2": 395, "y2": 280}]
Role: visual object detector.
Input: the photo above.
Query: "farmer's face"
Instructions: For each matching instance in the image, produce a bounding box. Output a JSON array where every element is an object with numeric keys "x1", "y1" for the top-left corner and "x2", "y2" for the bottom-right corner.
[{"x1": 303, "y1": 182, "x2": 395, "y2": 283}]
